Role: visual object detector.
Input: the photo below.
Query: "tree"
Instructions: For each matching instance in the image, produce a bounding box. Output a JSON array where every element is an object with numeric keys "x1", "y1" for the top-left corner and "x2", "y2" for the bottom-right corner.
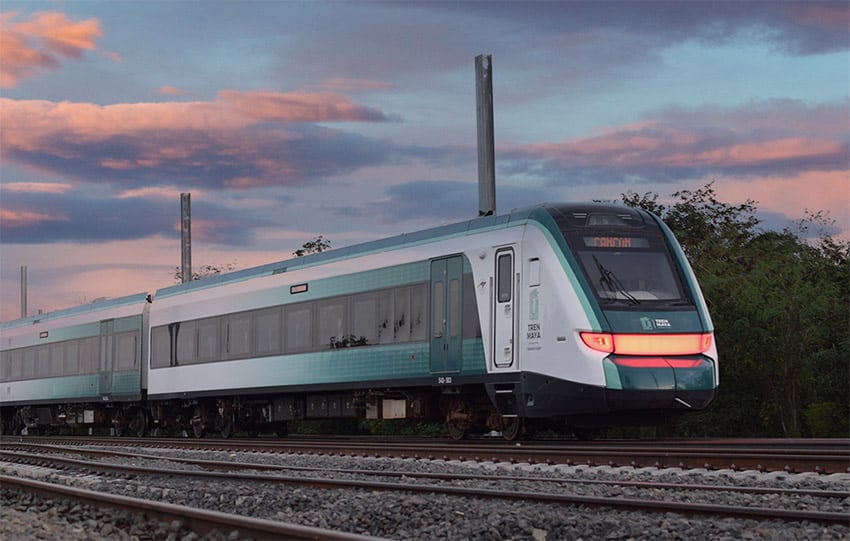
[
  {"x1": 293, "y1": 235, "x2": 331, "y2": 257},
  {"x1": 173, "y1": 261, "x2": 237, "y2": 283},
  {"x1": 622, "y1": 183, "x2": 849, "y2": 437}
]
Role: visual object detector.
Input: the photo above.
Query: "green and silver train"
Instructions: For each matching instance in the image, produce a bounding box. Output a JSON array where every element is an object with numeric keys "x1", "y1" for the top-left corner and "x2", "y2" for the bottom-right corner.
[{"x1": 1, "y1": 203, "x2": 718, "y2": 439}]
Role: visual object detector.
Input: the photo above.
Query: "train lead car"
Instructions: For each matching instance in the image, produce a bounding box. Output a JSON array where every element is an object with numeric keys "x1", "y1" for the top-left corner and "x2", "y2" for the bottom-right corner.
[{"x1": 1, "y1": 203, "x2": 717, "y2": 439}]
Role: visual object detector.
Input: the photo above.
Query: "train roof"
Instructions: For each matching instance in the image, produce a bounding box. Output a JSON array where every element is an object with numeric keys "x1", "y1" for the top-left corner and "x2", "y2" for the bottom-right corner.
[
  {"x1": 0, "y1": 292, "x2": 150, "y2": 330},
  {"x1": 154, "y1": 202, "x2": 637, "y2": 300}
]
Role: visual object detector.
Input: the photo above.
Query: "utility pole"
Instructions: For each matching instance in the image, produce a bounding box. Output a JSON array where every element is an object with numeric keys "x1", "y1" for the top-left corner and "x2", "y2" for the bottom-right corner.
[
  {"x1": 180, "y1": 193, "x2": 192, "y2": 283},
  {"x1": 20, "y1": 265, "x2": 27, "y2": 318},
  {"x1": 475, "y1": 54, "x2": 496, "y2": 216}
]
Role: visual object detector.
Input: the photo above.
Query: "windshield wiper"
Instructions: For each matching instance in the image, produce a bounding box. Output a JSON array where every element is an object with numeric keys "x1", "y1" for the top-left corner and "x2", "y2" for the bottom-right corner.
[{"x1": 593, "y1": 256, "x2": 639, "y2": 305}]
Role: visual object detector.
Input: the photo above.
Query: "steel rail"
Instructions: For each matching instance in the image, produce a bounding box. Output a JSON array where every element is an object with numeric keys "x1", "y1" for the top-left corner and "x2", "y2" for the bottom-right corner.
[
  {"x1": 3, "y1": 449, "x2": 847, "y2": 525},
  {"x1": 4, "y1": 443, "x2": 847, "y2": 500},
  {"x1": 1, "y1": 475, "x2": 385, "y2": 541},
  {"x1": 6, "y1": 435, "x2": 849, "y2": 473}
]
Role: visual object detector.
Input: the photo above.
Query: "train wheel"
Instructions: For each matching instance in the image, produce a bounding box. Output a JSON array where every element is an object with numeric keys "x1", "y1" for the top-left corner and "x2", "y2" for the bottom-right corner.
[
  {"x1": 219, "y1": 406, "x2": 235, "y2": 439},
  {"x1": 445, "y1": 398, "x2": 470, "y2": 440},
  {"x1": 128, "y1": 409, "x2": 149, "y2": 437},
  {"x1": 191, "y1": 406, "x2": 205, "y2": 438},
  {"x1": 501, "y1": 417, "x2": 522, "y2": 441}
]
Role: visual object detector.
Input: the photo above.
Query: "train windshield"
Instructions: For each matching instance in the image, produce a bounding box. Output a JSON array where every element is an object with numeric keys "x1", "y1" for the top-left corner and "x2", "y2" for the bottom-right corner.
[
  {"x1": 547, "y1": 205, "x2": 690, "y2": 307},
  {"x1": 575, "y1": 238, "x2": 686, "y2": 305}
]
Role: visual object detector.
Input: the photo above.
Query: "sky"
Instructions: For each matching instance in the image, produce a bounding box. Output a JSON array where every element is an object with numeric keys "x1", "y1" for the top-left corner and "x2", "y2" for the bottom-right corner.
[{"x1": 1, "y1": 1, "x2": 848, "y2": 322}]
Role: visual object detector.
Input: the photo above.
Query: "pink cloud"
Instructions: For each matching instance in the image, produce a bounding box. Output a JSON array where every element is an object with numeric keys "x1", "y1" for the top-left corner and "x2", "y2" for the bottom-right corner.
[
  {"x1": 0, "y1": 208, "x2": 68, "y2": 228},
  {"x1": 218, "y1": 89, "x2": 391, "y2": 122},
  {"x1": 0, "y1": 11, "x2": 102, "y2": 88},
  {"x1": 1, "y1": 181, "x2": 72, "y2": 194},
  {"x1": 157, "y1": 85, "x2": 190, "y2": 96},
  {"x1": 0, "y1": 90, "x2": 392, "y2": 188}
]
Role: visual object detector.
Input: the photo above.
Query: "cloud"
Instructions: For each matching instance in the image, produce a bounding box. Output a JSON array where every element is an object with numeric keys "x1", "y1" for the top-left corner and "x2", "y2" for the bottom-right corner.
[
  {"x1": 157, "y1": 85, "x2": 190, "y2": 96},
  {"x1": 0, "y1": 11, "x2": 102, "y2": 88},
  {"x1": 503, "y1": 100, "x2": 849, "y2": 184},
  {"x1": 0, "y1": 91, "x2": 397, "y2": 189},
  {"x1": 327, "y1": 180, "x2": 551, "y2": 225},
  {"x1": 0, "y1": 184, "x2": 267, "y2": 245}
]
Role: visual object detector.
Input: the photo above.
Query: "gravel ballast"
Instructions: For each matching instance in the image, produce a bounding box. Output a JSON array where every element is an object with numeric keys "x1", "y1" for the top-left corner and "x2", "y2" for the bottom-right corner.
[{"x1": 2, "y1": 446, "x2": 848, "y2": 540}]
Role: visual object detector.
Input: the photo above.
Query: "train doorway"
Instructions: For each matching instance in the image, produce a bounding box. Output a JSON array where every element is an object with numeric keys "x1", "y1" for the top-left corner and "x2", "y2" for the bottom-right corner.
[
  {"x1": 493, "y1": 248, "x2": 515, "y2": 368},
  {"x1": 430, "y1": 256, "x2": 463, "y2": 374}
]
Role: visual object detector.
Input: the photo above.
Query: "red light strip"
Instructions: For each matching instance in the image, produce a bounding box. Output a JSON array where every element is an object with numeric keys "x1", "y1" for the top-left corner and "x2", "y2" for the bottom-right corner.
[{"x1": 581, "y1": 332, "x2": 712, "y2": 356}]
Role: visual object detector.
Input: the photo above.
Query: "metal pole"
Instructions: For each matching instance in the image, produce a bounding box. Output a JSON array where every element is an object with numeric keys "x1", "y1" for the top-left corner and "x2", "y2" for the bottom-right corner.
[
  {"x1": 475, "y1": 54, "x2": 496, "y2": 217},
  {"x1": 180, "y1": 193, "x2": 192, "y2": 283},
  {"x1": 20, "y1": 265, "x2": 27, "y2": 318}
]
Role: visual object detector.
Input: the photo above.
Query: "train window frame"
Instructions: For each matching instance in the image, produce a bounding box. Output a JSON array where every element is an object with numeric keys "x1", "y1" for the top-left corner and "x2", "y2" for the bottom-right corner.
[
  {"x1": 226, "y1": 312, "x2": 252, "y2": 359},
  {"x1": 350, "y1": 292, "x2": 380, "y2": 346},
  {"x1": 196, "y1": 317, "x2": 221, "y2": 363},
  {"x1": 64, "y1": 340, "x2": 80, "y2": 374},
  {"x1": 497, "y1": 252, "x2": 512, "y2": 303},
  {"x1": 115, "y1": 331, "x2": 138, "y2": 370},
  {"x1": 316, "y1": 297, "x2": 348, "y2": 349},
  {"x1": 150, "y1": 326, "x2": 171, "y2": 368},
  {"x1": 284, "y1": 302, "x2": 313, "y2": 354},
  {"x1": 255, "y1": 306, "x2": 283, "y2": 356}
]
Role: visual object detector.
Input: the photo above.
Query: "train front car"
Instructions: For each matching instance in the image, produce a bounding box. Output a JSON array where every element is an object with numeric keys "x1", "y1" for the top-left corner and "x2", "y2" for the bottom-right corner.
[{"x1": 513, "y1": 204, "x2": 718, "y2": 430}]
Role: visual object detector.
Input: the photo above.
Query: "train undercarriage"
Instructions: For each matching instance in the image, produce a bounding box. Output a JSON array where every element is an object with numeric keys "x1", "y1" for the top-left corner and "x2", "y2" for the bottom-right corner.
[{"x1": 0, "y1": 384, "x2": 531, "y2": 440}]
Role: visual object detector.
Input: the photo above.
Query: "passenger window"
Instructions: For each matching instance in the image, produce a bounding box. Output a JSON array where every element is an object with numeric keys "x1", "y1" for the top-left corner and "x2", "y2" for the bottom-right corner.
[
  {"x1": 285, "y1": 303, "x2": 312, "y2": 353},
  {"x1": 255, "y1": 308, "x2": 282, "y2": 355},
  {"x1": 410, "y1": 283, "x2": 428, "y2": 341},
  {"x1": 116, "y1": 332, "x2": 138, "y2": 369},
  {"x1": 197, "y1": 318, "x2": 220, "y2": 362},
  {"x1": 176, "y1": 321, "x2": 198, "y2": 363},
  {"x1": 497, "y1": 253, "x2": 512, "y2": 303},
  {"x1": 317, "y1": 299, "x2": 347, "y2": 348},
  {"x1": 227, "y1": 314, "x2": 251, "y2": 357},
  {"x1": 50, "y1": 343, "x2": 64, "y2": 375},
  {"x1": 150, "y1": 326, "x2": 171, "y2": 368}
]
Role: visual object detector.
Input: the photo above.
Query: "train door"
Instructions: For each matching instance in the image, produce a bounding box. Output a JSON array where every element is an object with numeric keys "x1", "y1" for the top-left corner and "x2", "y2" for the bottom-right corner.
[
  {"x1": 98, "y1": 319, "x2": 114, "y2": 396},
  {"x1": 493, "y1": 248, "x2": 516, "y2": 368},
  {"x1": 430, "y1": 256, "x2": 463, "y2": 374}
]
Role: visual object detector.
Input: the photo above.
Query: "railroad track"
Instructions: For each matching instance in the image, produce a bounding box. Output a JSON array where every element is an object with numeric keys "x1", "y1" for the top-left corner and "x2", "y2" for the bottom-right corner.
[
  {"x1": 6, "y1": 435, "x2": 848, "y2": 473},
  {"x1": 2, "y1": 439, "x2": 848, "y2": 529}
]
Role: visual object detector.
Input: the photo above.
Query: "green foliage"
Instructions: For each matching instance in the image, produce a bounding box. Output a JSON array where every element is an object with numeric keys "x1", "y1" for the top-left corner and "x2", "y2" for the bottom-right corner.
[
  {"x1": 293, "y1": 235, "x2": 332, "y2": 257},
  {"x1": 622, "y1": 183, "x2": 849, "y2": 437},
  {"x1": 173, "y1": 261, "x2": 237, "y2": 283}
]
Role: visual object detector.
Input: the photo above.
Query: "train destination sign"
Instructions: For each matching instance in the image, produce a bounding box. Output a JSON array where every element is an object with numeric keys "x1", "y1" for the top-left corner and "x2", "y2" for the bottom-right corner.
[{"x1": 584, "y1": 236, "x2": 650, "y2": 249}]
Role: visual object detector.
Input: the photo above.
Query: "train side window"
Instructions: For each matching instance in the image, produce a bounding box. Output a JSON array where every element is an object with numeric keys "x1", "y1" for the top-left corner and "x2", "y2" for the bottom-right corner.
[
  {"x1": 497, "y1": 253, "x2": 512, "y2": 303},
  {"x1": 64, "y1": 340, "x2": 79, "y2": 373},
  {"x1": 462, "y1": 274, "x2": 482, "y2": 339},
  {"x1": 115, "y1": 331, "x2": 138, "y2": 369},
  {"x1": 196, "y1": 318, "x2": 220, "y2": 362},
  {"x1": 409, "y1": 282, "x2": 428, "y2": 342},
  {"x1": 150, "y1": 326, "x2": 170, "y2": 368},
  {"x1": 0, "y1": 352, "x2": 8, "y2": 381},
  {"x1": 255, "y1": 307, "x2": 282, "y2": 355},
  {"x1": 10, "y1": 350, "x2": 23, "y2": 380},
  {"x1": 23, "y1": 348, "x2": 36, "y2": 378},
  {"x1": 79, "y1": 336, "x2": 99, "y2": 374},
  {"x1": 49, "y1": 342, "x2": 64, "y2": 376},
  {"x1": 226, "y1": 313, "x2": 251, "y2": 358},
  {"x1": 285, "y1": 303, "x2": 312, "y2": 353},
  {"x1": 449, "y1": 278, "x2": 460, "y2": 338},
  {"x1": 176, "y1": 320, "x2": 198, "y2": 364},
  {"x1": 351, "y1": 293, "x2": 379, "y2": 346},
  {"x1": 376, "y1": 290, "x2": 394, "y2": 345},
  {"x1": 432, "y1": 280, "x2": 444, "y2": 338},
  {"x1": 36, "y1": 345, "x2": 49, "y2": 377},
  {"x1": 317, "y1": 298, "x2": 347, "y2": 349},
  {"x1": 393, "y1": 287, "x2": 410, "y2": 342}
]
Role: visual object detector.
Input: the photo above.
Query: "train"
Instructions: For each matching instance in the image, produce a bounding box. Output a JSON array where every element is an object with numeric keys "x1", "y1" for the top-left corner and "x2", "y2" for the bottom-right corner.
[{"x1": 0, "y1": 203, "x2": 718, "y2": 440}]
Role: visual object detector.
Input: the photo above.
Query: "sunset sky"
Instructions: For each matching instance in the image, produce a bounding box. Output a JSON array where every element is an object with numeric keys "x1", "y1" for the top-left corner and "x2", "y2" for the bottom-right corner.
[{"x1": 1, "y1": 1, "x2": 848, "y2": 322}]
